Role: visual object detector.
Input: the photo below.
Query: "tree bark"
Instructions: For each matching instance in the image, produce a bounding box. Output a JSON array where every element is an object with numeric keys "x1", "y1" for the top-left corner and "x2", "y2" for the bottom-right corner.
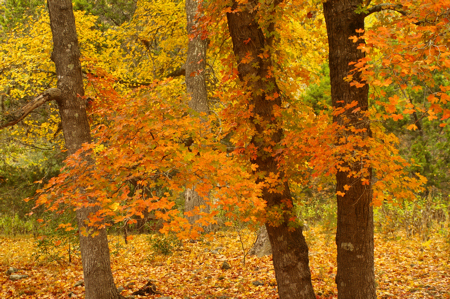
[
  {"x1": 185, "y1": 0, "x2": 209, "y2": 115},
  {"x1": 323, "y1": 1, "x2": 376, "y2": 298},
  {"x1": 184, "y1": 0, "x2": 213, "y2": 232},
  {"x1": 248, "y1": 226, "x2": 272, "y2": 257},
  {"x1": 47, "y1": 1, "x2": 121, "y2": 298},
  {"x1": 226, "y1": 2, "x2": 315, "y2": 298}
]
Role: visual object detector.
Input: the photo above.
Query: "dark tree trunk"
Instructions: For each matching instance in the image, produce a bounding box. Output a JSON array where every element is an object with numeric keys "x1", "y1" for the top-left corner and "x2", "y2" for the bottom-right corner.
[
  {"x1": 323, "y1": 1, "x2": 376, "y2": 298},
  {"x1": 184, "y1": 0, "x2": 213, "y2": 232},
  {"x1": 47, "y1": 1, "x2": 121, "y2": 298},
  {"x1": 226, "y1": 2, "x2": 315, "y2": 298}
]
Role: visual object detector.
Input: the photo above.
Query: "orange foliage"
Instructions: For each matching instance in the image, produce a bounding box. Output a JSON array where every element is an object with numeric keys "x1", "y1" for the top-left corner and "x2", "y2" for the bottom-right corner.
[
  {"x1": 31, "y1": 0, "x2": 436, "y2": 236},
  {"x1": 350, "y1": 0, "x2": 450, "y2": 125}
]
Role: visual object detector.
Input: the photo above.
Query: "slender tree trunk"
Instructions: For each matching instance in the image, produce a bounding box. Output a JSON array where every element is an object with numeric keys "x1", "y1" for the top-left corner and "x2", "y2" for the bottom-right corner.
[
  {"x1": 323, "y1": 1, "x2": 376, "y2": 298},
  {"x1": 226, "y1": 2, "x2": 315, "y2": 298},
  {"x1": 185, "y1": 0, "x2": 209, "y2": 115},
  {"x1": 184, "y1": 0, "x2": 212, "y2": 231},
  {"x1": 47, "y1": 1, "x2": 121, "y2": 298}
]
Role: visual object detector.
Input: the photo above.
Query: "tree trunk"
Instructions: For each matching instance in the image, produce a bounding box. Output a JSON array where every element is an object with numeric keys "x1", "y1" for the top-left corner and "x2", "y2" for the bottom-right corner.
[
  {"x1": 185, "y1": 187, "x2": 211, "y2": 228},
  {"x1": 323, "y1": 1, "x2": 376, "y2": 298},
  {"x1": 226, "y1": 2, "x2": 315, "y2": 298},
  {"x1": 248, "y1": 226, "x2": 272, "y2": 257},
  {"x1": 185, "y1": 0, "x2": 209, "y2": 115},
  {"x1": 184, "y1": 0, "x2": 213, "y2": 232},
  {"x1": 47, "y1": 1, "x2": 121, "y2": 298}
]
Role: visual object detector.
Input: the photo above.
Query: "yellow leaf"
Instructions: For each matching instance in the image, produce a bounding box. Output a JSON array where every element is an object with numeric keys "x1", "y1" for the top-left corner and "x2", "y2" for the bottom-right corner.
[
  {"x1": 407, "y1": 124, "x2": 418, "y2": 131},
  {"x1": 110, "y1": 202, "x2": 120, "y2": 211}
]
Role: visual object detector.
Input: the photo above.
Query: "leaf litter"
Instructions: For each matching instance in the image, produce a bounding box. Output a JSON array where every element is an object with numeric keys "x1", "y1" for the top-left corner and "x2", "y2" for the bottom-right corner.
[{"x1": 0, "y1": 227, "x2": 449, "y2": 298}]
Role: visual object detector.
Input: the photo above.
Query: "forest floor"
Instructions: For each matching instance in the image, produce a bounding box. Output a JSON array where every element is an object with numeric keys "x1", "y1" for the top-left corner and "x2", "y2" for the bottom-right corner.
[{"x1": 0, "y1": 226, "x2": 449, "y2": 298}]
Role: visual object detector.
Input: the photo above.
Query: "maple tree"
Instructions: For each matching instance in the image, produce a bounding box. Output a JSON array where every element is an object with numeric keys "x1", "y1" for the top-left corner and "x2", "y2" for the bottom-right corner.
[
  {"x1": 9, "y1": 1, "x2": 124, "y2": 298},
  {"x1": 183, "y1": 0, "x2": 213, "y2": 230},
  {"x1": 319, "y1": 0, "x2": 449, "y2": 297},
  {"x1": 49, "y1": 1, "x2": 122, "y2": 298},
  {"x1": 223, "y1": 0, "x2": 317, "y2": 297},
  {"x1": 322, "y1": 1, "x2": 377, "y2": 297}
]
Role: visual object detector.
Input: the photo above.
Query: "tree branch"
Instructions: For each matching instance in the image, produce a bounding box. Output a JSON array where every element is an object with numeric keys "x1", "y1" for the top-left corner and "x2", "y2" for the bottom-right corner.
[
  {"x1": 82, "y1": 66, "x2": 186, "y2": 88},
  {"x1": 0, "y1": 88, "x2": 61, "y2": 129},
  {"x1": 364, "y1": 3, "x2": 408, "y2": 17},
  {"x1": 167, "y1": 66, "x2": 186, "y2": 78}
]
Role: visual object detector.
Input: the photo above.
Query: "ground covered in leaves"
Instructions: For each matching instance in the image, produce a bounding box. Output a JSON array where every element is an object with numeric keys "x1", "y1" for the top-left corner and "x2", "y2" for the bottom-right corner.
[{"x1": 0, "y1": 227, "x2": 449, "y2": 298}]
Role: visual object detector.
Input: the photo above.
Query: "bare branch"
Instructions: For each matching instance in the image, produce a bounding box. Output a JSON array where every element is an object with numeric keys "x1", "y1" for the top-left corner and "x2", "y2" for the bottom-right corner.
[
  {"x1": 0, "y1": 88, "x2": 61, "y2": 129},
  {"x1": 364, "y1": 3, "x2": 408, "y2": 17},
  {"x1": 167, "y1": 66, "x2": 186, "y2": 78}
]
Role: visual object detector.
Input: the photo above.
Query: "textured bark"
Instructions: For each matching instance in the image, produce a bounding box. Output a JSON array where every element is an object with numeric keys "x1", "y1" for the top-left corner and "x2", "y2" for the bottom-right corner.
[
  {"x1": 226, "y1": 2, "x2": 315, "y2": 298},
  {"x1": 248, "y1": 226, "x2": 272, "y2": 257},
  {"x1": 185, "y1": 0, "x2": 209, "y2": 115},
  {"x1": 184, "y1": 0, "x2": 212, "y2": 231},
  {"x1": 323, "y1": 1, "x2": 376, "y2": 298},
  {"x1": 47, "y1": 1, "x2": 121, "y2": 298}
]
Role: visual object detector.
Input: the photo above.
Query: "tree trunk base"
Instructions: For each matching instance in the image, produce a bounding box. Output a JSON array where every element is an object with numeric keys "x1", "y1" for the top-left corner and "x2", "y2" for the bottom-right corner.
[{"x1": 248, "y1": 226, "x2": 272, "y2": 257}]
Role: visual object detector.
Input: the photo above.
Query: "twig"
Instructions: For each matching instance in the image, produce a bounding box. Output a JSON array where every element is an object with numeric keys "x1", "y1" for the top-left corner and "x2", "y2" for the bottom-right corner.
[{"x1": 235, "y1": 222, "x2": 249, "y2": 266}]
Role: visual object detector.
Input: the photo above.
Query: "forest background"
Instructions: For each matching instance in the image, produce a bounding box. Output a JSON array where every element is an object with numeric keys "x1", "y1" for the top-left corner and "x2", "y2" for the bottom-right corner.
[{"x1": 0, "y1": 0, "x2": 449, "y2": 298}]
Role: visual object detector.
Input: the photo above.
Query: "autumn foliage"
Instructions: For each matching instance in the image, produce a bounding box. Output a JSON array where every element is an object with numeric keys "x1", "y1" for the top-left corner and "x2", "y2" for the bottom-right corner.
[
  {"x1": 2, "y1": 0, "x2": 450, "y2": 297},
  {"x1": 16, "y1": 0, "x2": 429, "y2": 240}
]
